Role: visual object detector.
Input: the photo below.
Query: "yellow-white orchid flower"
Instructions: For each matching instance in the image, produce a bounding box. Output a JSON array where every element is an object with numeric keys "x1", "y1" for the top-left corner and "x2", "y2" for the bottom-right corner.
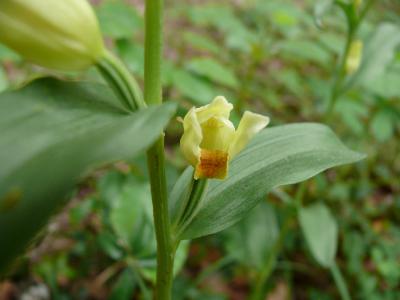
[
  {"x1": 345, "y1": 40, "x2": 363, "y2": 74},
  {"x1": 180, "y1": 96, "x2": 270, "y2": 180},
  {"x1": 0, "y1": 0, "x2": 104, "y2": 71}
]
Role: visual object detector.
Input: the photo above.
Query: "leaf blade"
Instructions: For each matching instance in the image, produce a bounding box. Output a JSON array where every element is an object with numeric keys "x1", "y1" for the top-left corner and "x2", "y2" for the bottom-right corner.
[
  {"x1": 172, "y1": 123, "x2": 364, "y2": 239},
  {"x1": 0, "y1": 78, "x2": 176, "y2": 270},
  {"x1": 299, "y1": 203, "x2": 338, "y2": 268}
]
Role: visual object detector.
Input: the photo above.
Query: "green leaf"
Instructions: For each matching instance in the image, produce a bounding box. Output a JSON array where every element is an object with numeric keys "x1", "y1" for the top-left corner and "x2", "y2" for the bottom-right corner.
[
  {"x1": 116, "y1": 39, "x2": 144, "y2": 78},
  {"x1": 224, "y1": 202, "x2": 278, "y2": 269},
  {"x1": 335, "y1": 98, "x2": 368, "y2": 136},
  {"x1": 370, "y1": 109, "x2": 395, "y2": 143},
  {"x1": 96, "y1": 1, "x2": 143, "y2": 39},
  {"x1": 171, "y1": 70, "x2": 216, "y2": 105},
  {"x1": 314, "y1": 0, "x2": 334, "y2": 28},
  {"x1": 351, "y1": 23, "x2": 400, "y2": 87},
  {"x1": 109, "y1": 269, "x2": 137, "y2": 300},
  {"x1": 366, "y1": 69, "x2": 400, "y2": 98},
  {"x1": 0, "y1": 78, "x2": 176, "y2": 270},
  {"x1": 278, "y1": 40, "x2": 331, "y2": 66},
  {"x1": 186, "y1": 58, "x2": 239, "y2": 88},
  {"x1": 171, "y1": 123, "x2": 364, "y2": 239},
  {"x1": 299, "y1": 203, "x2": 338, "y2": 268},
  {"x1": 183, "y1": 31, "x2": 220, "y2": 55},
  {"x1": 101, "y1": 170, "x2": 189, "y2": 279},
  {"x1": 109, "y1": 177, "x2": 156, "y2": 256}
]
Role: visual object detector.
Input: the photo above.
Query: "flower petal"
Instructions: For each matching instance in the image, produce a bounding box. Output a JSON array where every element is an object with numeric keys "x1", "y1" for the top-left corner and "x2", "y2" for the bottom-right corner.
[
  {"x1": 228, "y1": 111, "x2": 270, "y2": 159},
  {"x1": 195, "y1": 96, "x2": 233, "y2": 123},
  {"x1": 200, "y1": 116, "x2": 235, "y2": 152},
  {"x1": 180, "y1": 108, "x2": 202, "y2": 166}
]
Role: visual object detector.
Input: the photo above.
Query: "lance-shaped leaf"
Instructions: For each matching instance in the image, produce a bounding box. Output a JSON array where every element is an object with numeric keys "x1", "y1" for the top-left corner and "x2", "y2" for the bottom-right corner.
[
  {"x1": 299, "y1": 203, "x2": 338, "y2": 268},
  {"x1": 0, "y1": 78, "x2": 176, "y2": 271},
  {"x1": 171, "y1": 123, "x2": 364, "y2": 240}
]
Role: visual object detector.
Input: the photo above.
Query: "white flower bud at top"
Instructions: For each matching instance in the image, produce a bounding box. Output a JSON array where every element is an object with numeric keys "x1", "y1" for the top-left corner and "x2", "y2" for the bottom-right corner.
[{"x1": 0, "y1": 0, "x2": 105, "y2": 71}]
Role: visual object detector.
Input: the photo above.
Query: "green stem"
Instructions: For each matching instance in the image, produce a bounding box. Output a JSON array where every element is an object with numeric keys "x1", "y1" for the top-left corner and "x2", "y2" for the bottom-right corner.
[
  {"x1": 144, "y1": 1, "x2": 174, "y2": 299},
  {"x1": 326, "y1": 0, "x2": 376, "y2": 117},
  {"x1": 326, "y1": 29, "x2": 354, "y2": 117},
  {"x1": 96, "y1": 50, "x2": 145, "y2": 111},
  {"x1": 330, "y1": 262, "x2": 351, "y2": 300}
]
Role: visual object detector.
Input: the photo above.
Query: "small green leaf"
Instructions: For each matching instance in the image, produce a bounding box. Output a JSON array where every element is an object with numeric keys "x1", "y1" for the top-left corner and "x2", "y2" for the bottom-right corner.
[
  {"x1": 96, "y1": 2, "x2": 143, "y2": 39},
  {"x1": 187, "y1": 58, "x2": 239, "y2": 88},
  {"x1": 116, "y1": 39, "x2": 144, "y2": 78},
  {"x1": 366, "y1": 69, "x2": 400, "y2": 98},
  {"x1": 278, "y1": 40, "x2": 331, "y2": 65},
  {"x1": 224, "y1": 202, "x2": 278, "y2": 269},
  {"x1": 109, "y1": 178, "x2": 155, "y2": 256},
  {"x1": 0, "y1": 78, "x2": 176, "y2": 270},
  {"x1": 109, "y1": 269, "x2": 137, "y2": 300},
  {"x1": 299, "y1": 203, "x2": 338, "y2": 268},
  {"x1": 171, "y1": 123, "x2": 364, "y2": 239},
  {"x1": 183, "y1": 31, "x2": 220, "y2": 55},
  {"x1": 351, "y1": 23, "x2": 400, "y2": 87},
  {"x1": 371, "y1": 109, "x2": 395, "y2": 143},
  {"x1": 171, "y1": 70, "x2": 216, "y2": 105},
  {"x1": 101, "y1": 170, "x2": 189, "y2": 279},
  {"x1": 335, "y1": 98, "x2": 368, "y2": 136},
  {"x1": 314, "y1": 0, "x2": 334, "y2": 28}
]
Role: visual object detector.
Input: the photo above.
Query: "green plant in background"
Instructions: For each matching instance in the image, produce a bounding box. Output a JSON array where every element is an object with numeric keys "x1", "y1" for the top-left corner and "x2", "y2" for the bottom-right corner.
[{"x1": 1, "y1": 0, "x2": 399, "y2": 299}]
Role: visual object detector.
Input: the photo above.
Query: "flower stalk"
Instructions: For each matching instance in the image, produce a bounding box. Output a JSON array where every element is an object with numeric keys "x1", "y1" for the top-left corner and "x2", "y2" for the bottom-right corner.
[{"x1": 144, "y1": 0, "x2": 175, "y2": 299}]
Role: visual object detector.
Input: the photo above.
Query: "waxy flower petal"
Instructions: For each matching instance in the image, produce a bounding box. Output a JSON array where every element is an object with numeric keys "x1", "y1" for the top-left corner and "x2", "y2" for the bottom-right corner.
[
  {"x1": 180, "y1": 108, "x2": 202, "y2": 167},
  {"x1": 229, "y1": 111, "x2": 270, "y2": 159},
  {"x1": 180, "y1": 96, "x2": 269, "y2": 180}
]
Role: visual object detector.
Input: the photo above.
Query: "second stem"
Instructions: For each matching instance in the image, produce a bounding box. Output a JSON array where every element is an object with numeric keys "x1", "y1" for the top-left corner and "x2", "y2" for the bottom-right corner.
[{"x1": 144, "y1": 0, "x2": 175, "y2": 299}]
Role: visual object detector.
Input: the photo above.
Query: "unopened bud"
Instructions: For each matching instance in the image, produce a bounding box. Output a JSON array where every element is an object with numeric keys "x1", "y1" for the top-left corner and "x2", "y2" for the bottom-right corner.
[
  {"x1": 345, "y1": 40, "x2": 363, "y2": 74},
  {"x1": 0, "y1": 0, "x2": 105, "y2": 71},
  {"x1": 354, "y1": 0, "x2": 363, "y2": 11}
]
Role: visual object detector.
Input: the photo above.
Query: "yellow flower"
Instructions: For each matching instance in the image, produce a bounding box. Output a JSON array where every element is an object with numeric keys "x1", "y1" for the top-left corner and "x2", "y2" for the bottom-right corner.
[
  {"x1": 354, "y1": 0, "x2": 362, "y2": 11},
  {"x1": 180, "y1": 96, "x2": 270, "y2": 180},
  {"x1": 345, "y1": 40, "x2": 363, "y2": 74},
  {"x1": 0, "y1": 0, "x2": 104, "y2": 71}
]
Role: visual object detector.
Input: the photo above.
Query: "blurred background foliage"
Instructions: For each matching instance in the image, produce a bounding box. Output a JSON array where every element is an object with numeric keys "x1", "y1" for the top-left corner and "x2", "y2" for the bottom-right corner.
[{"x1": 0, "y1": 0, "x2": 399, "y2": 299}]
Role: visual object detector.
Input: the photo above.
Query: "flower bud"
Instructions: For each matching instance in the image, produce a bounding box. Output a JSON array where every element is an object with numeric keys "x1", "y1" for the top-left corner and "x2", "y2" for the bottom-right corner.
[
  {"x1": 0, "y1": 0, "x2": 105, "y2": 71},
  {"x1": 354, "y1": 0, "x2": 362, "y2": 11},
  {"x1": 180, "y1": 96, "x2": 270, "y2": 180},
  {"x1": 345, "y1": 40, "x2": 363, "y2": 75}
]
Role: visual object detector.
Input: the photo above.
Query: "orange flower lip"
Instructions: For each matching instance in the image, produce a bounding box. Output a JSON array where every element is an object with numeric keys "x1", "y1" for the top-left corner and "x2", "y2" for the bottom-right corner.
[{"x1": 195, "y1": 149, "x2": 228, "y2": 179}]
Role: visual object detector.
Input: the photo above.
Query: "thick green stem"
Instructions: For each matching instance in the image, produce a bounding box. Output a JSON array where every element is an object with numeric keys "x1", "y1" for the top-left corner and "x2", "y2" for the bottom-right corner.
[
  {"x1": 144, "y1": 0, "x2": 174, "y2": 299},
  {"x1": 147, "y1": 140, "x2": 174, "y2": 300}
]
